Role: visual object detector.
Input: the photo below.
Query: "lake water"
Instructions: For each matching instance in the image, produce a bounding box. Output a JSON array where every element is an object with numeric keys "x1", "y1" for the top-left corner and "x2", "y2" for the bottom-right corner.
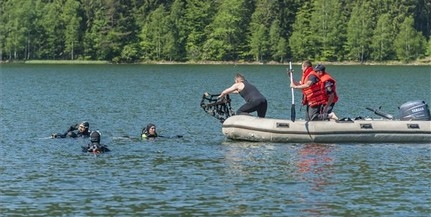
[{"x1": 1, "y1": 64, "x2": 430, "y2": 216}]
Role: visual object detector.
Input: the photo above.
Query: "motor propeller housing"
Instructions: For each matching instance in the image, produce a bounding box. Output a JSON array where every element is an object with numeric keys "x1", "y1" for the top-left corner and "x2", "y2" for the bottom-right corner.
[{"x1": 399, "y1": 100, "x2": 431, "y2": 121}]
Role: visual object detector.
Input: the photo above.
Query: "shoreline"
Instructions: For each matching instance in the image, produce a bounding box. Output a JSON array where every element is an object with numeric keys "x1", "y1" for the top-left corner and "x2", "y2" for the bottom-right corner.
[{"x1": 1, "y1": 58, "x2": 430, "y2": 66}]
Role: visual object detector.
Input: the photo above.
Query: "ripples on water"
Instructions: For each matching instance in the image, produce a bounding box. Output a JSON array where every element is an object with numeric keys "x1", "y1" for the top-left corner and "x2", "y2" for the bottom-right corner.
[{"x1": 1, "y1": 64, "x2": 430, "y2": 216}]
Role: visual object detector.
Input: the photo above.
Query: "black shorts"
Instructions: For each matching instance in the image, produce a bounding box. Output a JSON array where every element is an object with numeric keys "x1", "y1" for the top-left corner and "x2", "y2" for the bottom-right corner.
[{"x1": 306, "y1": 105, "x2": 322, "y2": 121}]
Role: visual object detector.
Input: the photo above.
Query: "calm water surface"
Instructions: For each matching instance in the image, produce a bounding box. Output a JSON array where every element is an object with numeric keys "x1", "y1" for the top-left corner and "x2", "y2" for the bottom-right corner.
[{"x1": 1, "y1": 64, "x2": 430, "y2": 216}]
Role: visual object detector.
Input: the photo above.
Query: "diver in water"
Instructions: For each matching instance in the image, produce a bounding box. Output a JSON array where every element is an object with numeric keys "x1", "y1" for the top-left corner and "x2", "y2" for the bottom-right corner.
[
  {"x1": 82, "y1": 131, "x2": 110, "y2": 153},
  {"x1": 52, "y1": 121, "x2": 92, "y2": 138},
  {"x1": 141, "y1": 123, "x2": 183, "y2": 140},
  {"x1": 141, "y1": 123, "x2": 158, "y2": 139}
]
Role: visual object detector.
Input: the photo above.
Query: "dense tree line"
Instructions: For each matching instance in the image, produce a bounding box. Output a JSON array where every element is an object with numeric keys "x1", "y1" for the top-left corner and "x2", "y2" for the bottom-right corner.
[{"x1": 1, "y1": 0, "x2": 430, "y2": 63}]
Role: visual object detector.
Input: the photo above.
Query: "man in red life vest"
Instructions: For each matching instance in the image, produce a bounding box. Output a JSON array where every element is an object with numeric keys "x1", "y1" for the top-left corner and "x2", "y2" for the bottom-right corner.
[
  {"x1": 314, "y1": 64, "x2": 339, "y2": 120},
  {"x1": 290, "y1": 60, "x2": 326, "y2": 121}
]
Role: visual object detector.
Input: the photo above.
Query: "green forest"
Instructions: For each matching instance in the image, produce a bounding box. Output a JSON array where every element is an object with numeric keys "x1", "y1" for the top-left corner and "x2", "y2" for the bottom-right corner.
[{"x1": 1, "y1": 0, "x2": 430, "y2": 63}]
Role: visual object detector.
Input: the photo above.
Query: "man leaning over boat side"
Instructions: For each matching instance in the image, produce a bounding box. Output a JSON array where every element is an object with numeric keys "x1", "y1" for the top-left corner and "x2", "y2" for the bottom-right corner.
[
  {"x1": 218, "y1": 73, "x2": 268, "y2": 118},
  {"x1": 314, "y1": 64, "x2": 339, "y2": 121},
  {"x1": 290, "y1": 61, "x2": 326, "y2": 121}
]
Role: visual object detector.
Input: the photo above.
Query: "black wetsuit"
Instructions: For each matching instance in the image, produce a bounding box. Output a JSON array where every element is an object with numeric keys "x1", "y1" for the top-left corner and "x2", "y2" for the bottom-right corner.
[
  {"x1": 238, "y1": 80, "x2": 267, "y2": 118},
  {"x1": 52, "y1": 124, "x2": 91, "y2": 138},
  {"x1": 82, "y1": 131, "x2": 110, "y2": 153},
  {"x1": 83, "y1": 142, "x2": 110, "y2": 153}
]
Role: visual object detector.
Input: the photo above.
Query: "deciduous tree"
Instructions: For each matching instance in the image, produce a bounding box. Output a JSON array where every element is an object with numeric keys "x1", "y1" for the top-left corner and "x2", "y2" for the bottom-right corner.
[
  {"x1": 394, "y1": 16, "x2": 427, "y2": 62},
  {"x1": 62, "y1": 0, "x2": 82, "y2": 60},
  {"x1": 371, "y1": 13, "x2": 395, "y2": 61}
]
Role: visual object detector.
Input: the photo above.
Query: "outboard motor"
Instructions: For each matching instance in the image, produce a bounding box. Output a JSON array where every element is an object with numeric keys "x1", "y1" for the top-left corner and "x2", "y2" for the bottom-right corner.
[{"x1": 399, "y1": 100, "x2": 431, "y2": 120}]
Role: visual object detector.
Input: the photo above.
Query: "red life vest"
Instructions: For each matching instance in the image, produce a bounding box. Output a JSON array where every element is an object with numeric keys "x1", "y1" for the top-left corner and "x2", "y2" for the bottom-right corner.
[
  {"x1": 300, "y1": 67, "x2": 314, "y2": 105},
  {"x1": 319, "y1": 72, "x2": 338, "y2": 104},
  {"x1": 302, "y1": 71, "x2": 326, "y2": 107}
]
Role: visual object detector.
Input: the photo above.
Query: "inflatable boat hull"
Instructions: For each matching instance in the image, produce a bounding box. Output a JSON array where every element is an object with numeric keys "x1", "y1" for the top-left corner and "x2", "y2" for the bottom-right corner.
[{"x1": 222, "y1": 115, "x2": 431, "y2": 143}]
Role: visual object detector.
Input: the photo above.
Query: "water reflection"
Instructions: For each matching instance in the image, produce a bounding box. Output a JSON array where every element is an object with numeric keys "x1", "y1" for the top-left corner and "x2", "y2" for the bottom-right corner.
[
  {"x1": 221, "y1": 142, "x2": 296, "y2": 177},
  {"x1": 295, "y1": 143, "x2": 336, "y2": 216},
  {"x1": 296, "y1": 143, "x2": 335, "y2": 189},
  {"x1": 220, "y1": 142, "x2": 337, "y2": 190},
  {"x1": 219, "y1": 142, "x2": 340, "y2": 215}
]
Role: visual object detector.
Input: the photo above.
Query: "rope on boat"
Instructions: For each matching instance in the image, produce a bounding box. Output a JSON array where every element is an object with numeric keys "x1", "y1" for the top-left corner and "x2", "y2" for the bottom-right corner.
[{"x1": 200, "y1": 92, "x2": 235, "y2": 123}]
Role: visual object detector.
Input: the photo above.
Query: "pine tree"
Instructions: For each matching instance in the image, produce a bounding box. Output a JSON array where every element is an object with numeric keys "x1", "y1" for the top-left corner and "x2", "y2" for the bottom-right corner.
[
  {"x1": 269, "y1": 19, "x2": 287, "y2": 62},
  {"x1": 248, "y1": 0, "x2": 274, "y2": 62},
  {"x1": 184, "y1": 0, "x2": 215, "y2": 61},
  {"x1": 164, "y1": 0, "x2": 187, "y2": 61},
  {"x1": 310, "y1": 0, "x2": 347, "y2": 61},
  {"x1": 345, "y1": 1, "x2": 374, "y2": 62},
  {"x1": 289, "y1": 1, "x2": 314, "y2": 60},
  {"x1": 139, "y1": 5, "x2": 170, "y2": 60},
  {"x1": 202, "y1": 0, "x2": 246, "y2": 61}
]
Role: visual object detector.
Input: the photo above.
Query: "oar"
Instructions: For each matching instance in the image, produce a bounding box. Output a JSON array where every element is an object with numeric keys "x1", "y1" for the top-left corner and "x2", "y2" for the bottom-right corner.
[{"x1": 289, "y1": 61, "x2": 296, "y2": 122}]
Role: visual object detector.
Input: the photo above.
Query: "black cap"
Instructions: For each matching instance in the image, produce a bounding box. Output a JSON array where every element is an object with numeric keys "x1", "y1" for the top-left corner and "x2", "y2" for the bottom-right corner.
[
  {"x1": 90, "y1": 131, "x2": 100, "y2": 143},
  {"x1": 80, "y1": 121, "x2": 89, "y2": 128},
  {"x1": 314, "y1": 64, "x2": 325, "y2": 72}
]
